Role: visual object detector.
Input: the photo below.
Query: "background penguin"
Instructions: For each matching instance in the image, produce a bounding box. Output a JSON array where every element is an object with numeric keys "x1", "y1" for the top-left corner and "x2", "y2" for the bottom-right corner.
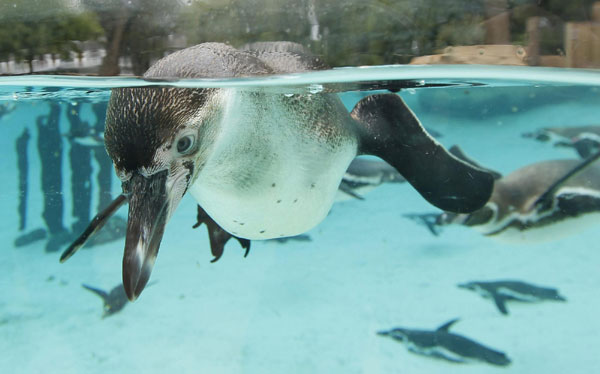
[
  {"x1": 458, "y1": 280, "x2": 566, "y2": 315},
  {"x1": 410, "y1": 145, "x2": 600, "y2": 242},
  {"x1": 336, "y1": 158, "x2": 405, "y2": 201},
  {"x1": 523, "y1": 125, "x2": 600, "y2": 158},
  {"x1": 82, "y1": 283, "x2": 130, "y2": 318},
  {"x1": 377, "y1": 318, "x2": 511, "y2": 366},
  {"x1": 61, "y1": 42, "x2": 494, "y2": 301}
]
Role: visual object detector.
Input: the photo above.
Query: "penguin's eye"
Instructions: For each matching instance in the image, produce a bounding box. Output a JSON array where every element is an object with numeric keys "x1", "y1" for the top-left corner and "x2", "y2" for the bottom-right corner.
[{"x1": 176, "y1": 135, "x2": 196, "y2": 155}]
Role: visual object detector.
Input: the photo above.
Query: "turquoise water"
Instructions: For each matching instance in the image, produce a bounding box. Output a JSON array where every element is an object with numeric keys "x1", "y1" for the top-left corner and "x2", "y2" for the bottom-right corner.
[{"x1": 1, "y1": 65, "x2": 599, "y2": 373}]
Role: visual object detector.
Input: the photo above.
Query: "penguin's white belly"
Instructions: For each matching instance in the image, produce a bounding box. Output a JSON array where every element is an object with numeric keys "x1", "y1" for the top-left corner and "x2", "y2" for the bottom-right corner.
[
  {"x1": 484, "y1": 211, "x2": 600, "y2": 243},
  {"x1": 188, "y1": 90, "x2": 358, "y2": 240}
]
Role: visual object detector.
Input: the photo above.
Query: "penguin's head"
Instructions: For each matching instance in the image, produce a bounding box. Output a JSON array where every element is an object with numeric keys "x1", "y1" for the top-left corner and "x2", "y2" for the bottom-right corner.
[
  {"x1": 457, "y1": 282, "x2": 478, "y2": 291},
  {"x1": 377, "y1": 328, "x2": 409, "y2": 342},
  {"x1": 104, "y1": 87, "x2": 219, "y2": 300}
]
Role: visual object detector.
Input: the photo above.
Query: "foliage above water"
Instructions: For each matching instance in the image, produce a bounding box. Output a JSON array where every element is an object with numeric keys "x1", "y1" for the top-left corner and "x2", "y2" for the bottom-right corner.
[
  {"x1": 0, "y1": 0, "x2": 103, "y2": 71},
  {"x1": 0, "y1": 0, "x2": 599, "y2": 73}
]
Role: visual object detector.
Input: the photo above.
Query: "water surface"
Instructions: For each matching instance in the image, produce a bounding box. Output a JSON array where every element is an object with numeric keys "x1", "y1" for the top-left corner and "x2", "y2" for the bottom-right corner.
[{"x1": 1, "y1": 65, "x2": 599, "y2": 374}]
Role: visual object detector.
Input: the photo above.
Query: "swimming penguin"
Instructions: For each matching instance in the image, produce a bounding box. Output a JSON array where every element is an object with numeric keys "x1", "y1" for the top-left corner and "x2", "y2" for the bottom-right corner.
[
  {"x1": 60, "y1": 42, "x2": 493, "y2": 301},
  {"x1": 458, "y1": 280, "x2": 566, "y2": 315},
  {"x1": 432, "y1": 145, "x2": 600, "y2": 242},
  {"x1": 82, "y1": 283, "x2": 130, "y2": 318},
  {"x1": 336, "y1": 158, "x2": 405, "y2": 201},
  {"x1": 377, "y1": 319, "x2": 511, "y2": 366},
  {"x1": 523, "y1": 125, "x2": 600, "y2": 159}
]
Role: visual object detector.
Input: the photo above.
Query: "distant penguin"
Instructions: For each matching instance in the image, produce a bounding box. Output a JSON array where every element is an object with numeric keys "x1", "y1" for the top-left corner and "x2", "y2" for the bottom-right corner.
[
  {"x1": 378, "y1": 319, "x2": 511, "y2": 366},
  {"x1": 523, "y1": 125, "x2": 600, "y2": 159},
  {"x1": 336, "y1": 158, "x2": 405, "y2": 201},
  {"x1": 272, "y1": 234, "x2": 312, "y2": 243},
  {"x1": 427, "y1": 145, "x2": 600, "y2": 242},
  {"x1": 82, "y1": 283, "x2": 130, "y2": 318},
  {"x1": 61, "y1": 42, "x2": 494, "y2": 301},
  {"x1": 458, "y1": 280, "x2": 566, "y2": 315}
]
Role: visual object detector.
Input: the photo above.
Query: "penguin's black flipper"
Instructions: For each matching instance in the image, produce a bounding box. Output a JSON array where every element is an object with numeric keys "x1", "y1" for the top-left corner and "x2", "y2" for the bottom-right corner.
[
  {"x1": 353, "y1": 94, "x2": 494, "y2": 214},
  {"x1": 193, "y1": 205, "x2": 251, "y2": 263},
  {"x1": 493, "y1": 294, "x2": 510, "y2": 315},
  {"x1": 60, "y1": 194, "x2": 128, "y2": 263},
  {"x1": 448, "y1": 145, "x2": 503, "y2": 180},
  {"x1": 436, "y1": 318, "x2": 460, "y2": 332},
  {"x1": 82, "y1": 284, "x2": 110, "y2": 301}
]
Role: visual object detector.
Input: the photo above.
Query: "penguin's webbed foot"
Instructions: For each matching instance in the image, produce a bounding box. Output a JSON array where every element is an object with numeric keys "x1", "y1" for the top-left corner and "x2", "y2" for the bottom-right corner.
[{"x1": 193, "y1": 205, "x2": 251, "y2": 263}]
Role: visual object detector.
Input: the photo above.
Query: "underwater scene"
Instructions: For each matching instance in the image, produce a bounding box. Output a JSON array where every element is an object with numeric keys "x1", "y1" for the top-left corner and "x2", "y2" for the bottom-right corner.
[{"x1": 1, "y1": 64, "x2": 600, "y2": 374}]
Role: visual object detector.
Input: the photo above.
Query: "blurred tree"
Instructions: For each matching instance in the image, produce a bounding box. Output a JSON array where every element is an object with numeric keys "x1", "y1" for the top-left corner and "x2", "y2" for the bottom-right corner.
[
  {"x1": 1, "y1": 0, "x2": 600, "y2": 72},
  {"x1": 0, "y1": 0, "x2": 102, "y2": 72},
  {"x1": 176, "y1": 0, "x2": 487, "y2": 66},
  {"x1": 82, "y1": 0, "x2": 184, "y2": 75}
]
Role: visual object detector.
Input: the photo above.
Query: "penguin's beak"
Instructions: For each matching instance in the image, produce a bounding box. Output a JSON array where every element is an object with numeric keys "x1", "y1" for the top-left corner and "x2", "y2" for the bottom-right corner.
[{"x1": 122, "y1": 170, "x2": 171, "y2": 301}]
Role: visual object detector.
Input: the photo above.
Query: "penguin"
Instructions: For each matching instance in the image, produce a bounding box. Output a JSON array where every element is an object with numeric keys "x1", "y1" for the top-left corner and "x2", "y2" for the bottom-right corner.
[
  {"x1": 60, "y1": 42, "x2": 494, "y2": 301},
  {"x1": 423, "y1": 145, "x2": 600, "y2": 242},
  {"x1": 458, "y1": 280, "x2": 566, "y2": 315},
  {"x1": 64, "y1": 129, "x2": 403, "y2": 201},
  {"x1": 82, "y1": 283, "x2": 130, "y2": 318},
  {"x1": 377, "y1": 319, "x2": 511, "y2": 366},
  {"x1": 336, "y1": 158, "x2": 405, "y2": 201},
  {"x1": 523, "y1": 125, "x2": 600, "y2": 159},
  {"x1": 272, "y1": 234, "x2": 312, "y2": 243}
]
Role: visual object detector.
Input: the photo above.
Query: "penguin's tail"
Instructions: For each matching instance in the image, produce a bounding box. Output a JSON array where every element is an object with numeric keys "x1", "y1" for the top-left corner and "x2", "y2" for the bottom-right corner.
[{"x1": 351, "y1": 94, "x2": 493, "y2": 214}]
